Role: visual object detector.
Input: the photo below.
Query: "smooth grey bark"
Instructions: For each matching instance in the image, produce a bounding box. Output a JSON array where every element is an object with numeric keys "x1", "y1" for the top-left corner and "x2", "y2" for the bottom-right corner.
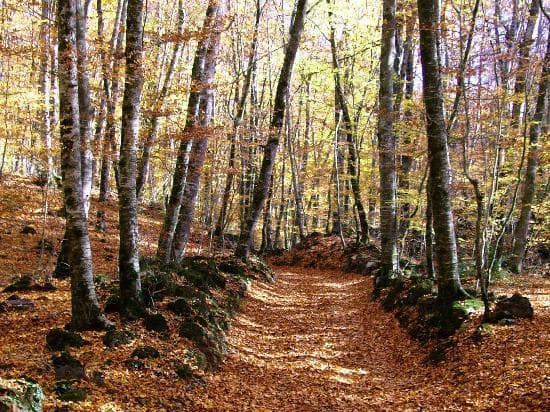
[
  {"x1": 57, "y1": 0, "x2": 110, "y2": 330},
  {"x1": 136, "y1": 0, "x2": 186, "y2": 200},
  {"x1": 377, "y1": 0, "x2": 399, "y2": 285},
  {"x1": 172, "y1": 4, "x2": 224, "y2": 261},
  {"x1": 40, "y1": 0, "x2": 53, "y2": 179},
  {"x1": 511, "y1": 0, "x2": 540, "y2": 125},
  {"x1": 235, "y1": 0, "x2": 308, "y2": 259},
  {"x1": 76, "y1": 0, "x2": 93, "y2": 217},
  {"x1": 118, "y1": 0, "x2": 145, "y2": 317},
  {"x1": 157, "y1": 1, "x2": 218, "y2": 264},
  {"x1": 418, "y1": 0, "x2": 464, "y2": 302},
  {"x1": 99, "y1": 0, "x2": 127, "y2": 202},
  {"x1": 510, "y1": 35, "x2": 549, "y2": 273}
]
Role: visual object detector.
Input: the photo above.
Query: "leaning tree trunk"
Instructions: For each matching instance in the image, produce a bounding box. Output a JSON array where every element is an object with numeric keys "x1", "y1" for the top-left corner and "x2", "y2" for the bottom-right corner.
[
  {"x1": 172, "y1": 5, "x2": 224, "y2": 261},
  {"x1": 510, "y1": 34, "x2": 549, "y2": 273},
  {"x1": 57, "y1": 0, "x2": 110, "y2": 330},
  {"x1": 377, "y1": 0, "x2": 399, "y2": 287},
  {"x1": 418, "y1": 0, "x2": 463, "y2": 302},
  {"x1": 236, "y1": 0, "x2": 308, "y2": 259},
  {"x1": 118, "y1": 0, "x2": 145, "y2": 318},
  {"x1": 156, "y1": 1, "x2": 218, "y2": 264}
]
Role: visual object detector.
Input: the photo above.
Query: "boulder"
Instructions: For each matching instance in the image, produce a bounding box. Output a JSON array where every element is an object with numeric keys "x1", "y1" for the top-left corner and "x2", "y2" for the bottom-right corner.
[
  {"x1": 3, "y1": 276, "x2": 33, "y2": 293},
  {"x1": 46, "y1": 328, "x2": 86, "y2": 351},
  {"x1": 166, "y1": 298, "x2": 194, "y2": 317},
  {"x1": 131, "y1": 346, "x2": 160, "y2": 359},
  {"x1": 0, "y1": 378, "x2": 44, "y2": 412},
  {"x1": 4, "y1": 297, "x2": 35, "y2": 311},
  {"x1": 20, "y1": 226, "x2": 37, "y2": 235},
  {"x1": 54, "y1": 381, "x2": 88, "y2": 402},
  {"x1": 102, "y1": 330, "x2": 134, "y2": 348},
  {"x1": 143, "y1": 313, "x2": 168, "y2": 333},
  {"x1": 52, "y1": 352, "x2": 85, "y2": 381},
  {"x1": 492, "y1": 293, "x2": 534, "y2": 321}
]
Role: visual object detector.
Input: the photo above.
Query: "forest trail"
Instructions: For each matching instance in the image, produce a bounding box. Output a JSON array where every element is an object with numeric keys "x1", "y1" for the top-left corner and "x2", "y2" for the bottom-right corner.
[{"x1": 184, "y1": 266, "x2": 429, "y2": 411}]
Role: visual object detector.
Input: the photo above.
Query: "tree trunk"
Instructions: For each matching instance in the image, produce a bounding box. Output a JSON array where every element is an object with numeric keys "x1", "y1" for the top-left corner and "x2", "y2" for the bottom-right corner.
[
  {"x1": 172, "y1": 4, "x2": 224, "y2": 261},
  {"x1": 377, "y1": 0, "x2": 399, "y2": 286},
  {"x1": 235, "y1": 0, "x2": 308, "y2": 259},
  {"x1": 76, "y1": 0, "x2": 94, "y2": 217},
  {"x1": 156, "y1": 1, "x2": 219, "y2": 264},
  {"x1": 57, "y1": 0, "x2": 110, "y2": 330},
  {"x1": 510, "y1": 34, "x2": 549, "y2": 273},
  {"x1": 418, "y1": 0, "x2": 463, "y2": 302},
  {"x1": 118, "y1": 0, "x2": 145, "y2": 318},
  {"x1": 136, "y1": 0, "x2": 186, "y2": 200},
  {"x1": 39, "y1": 0, "x2": 53, "y2": 180}
]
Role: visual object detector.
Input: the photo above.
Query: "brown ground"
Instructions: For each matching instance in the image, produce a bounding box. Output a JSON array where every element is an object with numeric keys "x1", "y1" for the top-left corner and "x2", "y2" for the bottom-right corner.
[{"x1": 0, "y1": 176, "x2": 549, "y2": 411}]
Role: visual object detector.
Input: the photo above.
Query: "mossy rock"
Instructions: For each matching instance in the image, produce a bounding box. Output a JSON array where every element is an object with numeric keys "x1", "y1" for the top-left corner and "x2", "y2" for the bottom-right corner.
[
  {"x1": 46, "y1": 328, "x2": 86, "y2": 351},
  {"x1": 131, "y1": 346, "x2": 160, "y2": 359},
  {"x1": 52, "y1": 352, "x2": 85, "y2": 381},
  {"x1": 175, "y1": 363, "x2": 194, "y2": 379},
  {"x1": 141, "y1": 270, "x2": 178, "y2": 306},
  {"x1": 473, "y1": 323, "x2": 494, "y2": 341},
  {"x1": 3, "y1": 275, "x2": 34, "y2": 293},
  {"x1": 402, "y1": 279, "x2": 434, "y2": 306},
  {"x1": 56, "y1": 384, "x2": 87, "y2": 403},
  {"x1": 143, "y1": 313, "x2": 169, "y2": 333},
  {"x1": 104, "y1": 294, "x2": 121, "y2": 313},
  {"x1": 166, "y1": 298, "x2": 195, "y2": 317},
  {"x1": 178, "y1": 257, "x2": 227, "y2": 290},
  {"x1": 123, "y1": 359, "x2": 144, "y2": 370},
  {"x1": 452, "y1": 299, "x2": 484, "y2": 317},
  {"x1": 102, "y1": 330, "x2": 134, "y2": 348},
  {"x1": 0, "y1": 378, "x2": 44, "y2": 412},
  {"x1": 492, "y1": 293, "x2": 534, "y2": 321}
]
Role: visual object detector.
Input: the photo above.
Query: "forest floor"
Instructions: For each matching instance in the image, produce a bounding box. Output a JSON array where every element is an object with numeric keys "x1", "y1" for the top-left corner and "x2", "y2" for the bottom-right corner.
[{"x1": 0, "y1": 176, "x2": 549, "y2": 411}]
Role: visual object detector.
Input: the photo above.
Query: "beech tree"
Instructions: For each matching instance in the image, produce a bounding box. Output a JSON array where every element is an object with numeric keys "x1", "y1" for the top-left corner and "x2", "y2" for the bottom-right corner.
[
  {"x1": 417, "y1": 0, "x2": 464, "y2": 302},
  {"x1": 57, "y1": 0, "x2": 110, "y2": 329},
  {"x1": 118, "y1": 0, "x2": 146, "y2": 317},
  {"x1": 236, "y1": 0, "x2": 308, "y2": 259}
]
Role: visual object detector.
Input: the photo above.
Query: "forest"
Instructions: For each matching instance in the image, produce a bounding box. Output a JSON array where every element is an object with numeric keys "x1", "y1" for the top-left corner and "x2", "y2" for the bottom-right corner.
[{"x1": 0, "y1": 0, "x2": 548, "y2": 410}]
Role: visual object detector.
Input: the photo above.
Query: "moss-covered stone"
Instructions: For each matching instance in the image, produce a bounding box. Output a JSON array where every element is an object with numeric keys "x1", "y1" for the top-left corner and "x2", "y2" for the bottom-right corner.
[
  {"x1": 46, "y1": 328, "x2": 86, "y2": 351},
  {"x1": 102, "y1": 330, "x2": 134, "y2": 348},
  {"x1": 166, "y1": 298, "x2": 194, "y2": 317},
  {"x1": 52, "y1": 352, "x2": 85, "y2": 381},
  {"x1": 58, "y1": 387, "x2": 87, "y2": 402},
  {"x1": 3, "y1": 275, "x2": 33, "y2": 293},
  {"x1": 143, "y1": 313, "x2": 168, "y2": 333},
  {"x1": 131, "y1": 346, "x2": 160, "y2": 359},
  {"x1": 103, "y1": 294, "x2": 121, "y2": 313},
  {"x1": 0, "y1": 378, "x2": 44, "y2": 412},
  {"x1": 123, "y1": 359, "x2": 145, "y2": 370}
]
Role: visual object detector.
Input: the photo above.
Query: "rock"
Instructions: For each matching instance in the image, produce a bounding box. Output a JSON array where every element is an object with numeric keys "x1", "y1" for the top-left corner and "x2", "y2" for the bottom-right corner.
[
  {"x1": 90, "y1": 370, "x2": 105, "y2": 386},
  {"x1": 46, "y1": 328, "x2": 86, "y2": 351},
  {"x1": 54, "y1": 381, "x2": 88, "y2": 402},
  {"x1": 131, "y1": 346, "x2": 160, "y2": 359},
  {"x1": 179, "y1": 320, "x2": 227, "y2": 370},
  {"x1": 143, "y1": 313, "x2": 168, "y2": 333},
  {"x1": 0, "y1": 378, "x2": 44, "y2": 412},
  {"x1": 492, "y1": 293, "x2": 534, "y2": 321},
  {"x1": 3, "y1": 275, "x2": 33, "y2": 293},
  {"x1": 103, "y1": 295, "x2": 121, "y2": 313},
  {"x1": 175, "y1": 363, "x2": 194, "y2": 379},
  {"x1": 102, "y1": 330, "x2": 134, "y2": 348},
  {"x1": 497, "y1": 318, "x2": 516, "y2": 326},
  {"x1": 4, "y1": 297, "x2": 35, "y2": 311},
  {"x1": 20, "y1": 226, "x2": 37, "y2": 235},
  {"x1": 52, "y1": 352, "x2": 85, "y2": 381},
  {"x1": 166, "y1": 298, "x2": 194, "y2": 317},
  {"x1": 123, "y1": 359, "x2": 144, "y2": 370}
]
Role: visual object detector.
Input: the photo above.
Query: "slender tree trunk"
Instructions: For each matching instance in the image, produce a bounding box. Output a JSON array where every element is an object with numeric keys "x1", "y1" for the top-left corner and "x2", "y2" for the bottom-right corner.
[
  {"x1": 172, "y1": 5, "x2": 224, "y2": 261},
  {"x1": 418, "y1": 0, "x2": 463, "y2": 302},
  {"x1": 235, "y1": 0, "x2": 308, "y2": 259},
  {"x1": 377, "y1": 0, "x2": 399, "y2": 286},
  {"x1": 157, "y1": 1, "x2": 218, "y2": 264},
  {"x1": 76, "y1": 0, "x2": 93, "y2": 217},
  {"x1": 40, "y1": 0, "x2": 53, "y2": 179},
  {"x1": 510, "y1": 35, "x2": 549, "y2": 273},
  {"x1": 118, "y1": 0, "x2": 145, "y2": 318},
  {"x1": 57, "y1": 0, "x2": 110, "y2": 330},
  {"x1": 215, "y1": 0, "x2": 262, "y2": 237},
  {"x1": 136, "y1": 0, "x2": 186, "y2": 200}
]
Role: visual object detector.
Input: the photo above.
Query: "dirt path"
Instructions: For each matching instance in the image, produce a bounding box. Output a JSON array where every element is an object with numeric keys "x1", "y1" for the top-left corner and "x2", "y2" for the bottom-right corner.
[{"x1": 184, "y1": 266, "x2": 430, "y2": 411}]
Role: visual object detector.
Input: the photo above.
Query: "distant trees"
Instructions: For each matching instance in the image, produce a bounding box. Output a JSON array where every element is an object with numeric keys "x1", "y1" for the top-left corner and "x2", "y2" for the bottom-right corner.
[{"x1": 236, "y1": 0, "x2": 308, "y2": 259}]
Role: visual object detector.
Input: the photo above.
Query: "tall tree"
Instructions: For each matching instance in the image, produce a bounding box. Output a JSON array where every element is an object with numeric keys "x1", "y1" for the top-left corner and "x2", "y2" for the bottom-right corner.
[
  {"x1": 172, "y1": 1, "x2": 225, "y2": 261},
  {"x1": 118, "y1": 0, "x2": 145, "y2": 317},
  {"x1": 157, "y1": 1, "x2": 219, "y2": 264},
  {"x1": 377, "y1": 0, "x2": 399, "y2": 286},
  {"x1": 235, "y1": 0, "x2": 308, "y2": 259},
  {"x1": 417, "y1": 0, "x2": 464, "y2": 302},
  {"x1": 57, "y1": 0, "x2": 111, "y2": 329},
  {"x1": 510, "y1": 34, "x2": 549, "y2": 273}
]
